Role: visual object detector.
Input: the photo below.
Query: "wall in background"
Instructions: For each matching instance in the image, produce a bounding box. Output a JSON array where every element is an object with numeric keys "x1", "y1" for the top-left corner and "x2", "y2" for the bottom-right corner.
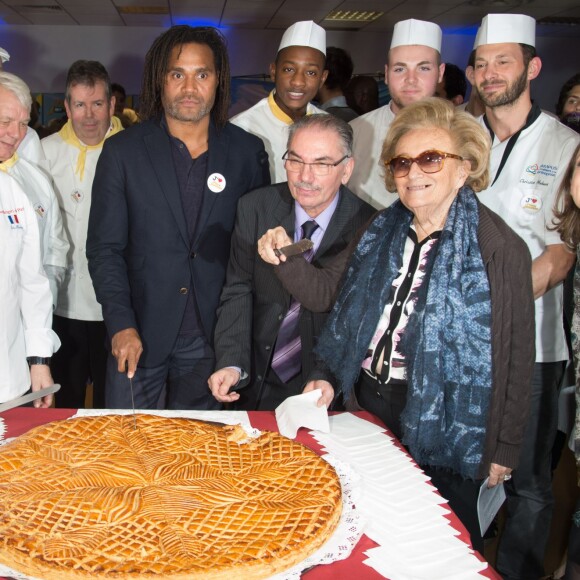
[{"x1": 1, "y1": 24, "x2": 578, "y2": 113}]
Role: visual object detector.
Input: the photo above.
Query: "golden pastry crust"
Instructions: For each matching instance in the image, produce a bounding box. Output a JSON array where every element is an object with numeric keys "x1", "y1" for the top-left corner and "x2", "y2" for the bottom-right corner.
[{"x1": 0, "y1": 414, "x2": 342, "y2": 579}]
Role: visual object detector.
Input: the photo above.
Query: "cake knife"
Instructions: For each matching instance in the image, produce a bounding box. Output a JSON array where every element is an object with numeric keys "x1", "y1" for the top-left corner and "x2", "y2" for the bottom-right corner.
[
  {"x1": 273, "y1": 239, "x2": 313, "y2": 258},
  {"x1": 128, "y1": 375, "x2": 137, "y2": 430},
  {"x1": 0, "y1": 384, "x2": 61, "y2": 413}
]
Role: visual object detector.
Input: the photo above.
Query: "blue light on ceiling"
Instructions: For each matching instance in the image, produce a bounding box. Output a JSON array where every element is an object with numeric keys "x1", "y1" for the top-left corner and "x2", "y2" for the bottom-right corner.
[{"x1": 173, "y1": 17, "x2": 227, "y2": 30}]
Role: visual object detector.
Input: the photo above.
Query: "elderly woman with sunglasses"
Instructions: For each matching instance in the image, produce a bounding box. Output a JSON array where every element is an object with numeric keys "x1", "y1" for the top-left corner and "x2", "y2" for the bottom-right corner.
[{"x1": 304, "y1": 98, "x2": 535, "y2": 551}]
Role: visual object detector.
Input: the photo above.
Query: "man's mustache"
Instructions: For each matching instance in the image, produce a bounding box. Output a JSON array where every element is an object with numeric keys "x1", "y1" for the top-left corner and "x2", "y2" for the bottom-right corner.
[{"x1": 293, "y1": 181, "x2": 322, "y2": 191}]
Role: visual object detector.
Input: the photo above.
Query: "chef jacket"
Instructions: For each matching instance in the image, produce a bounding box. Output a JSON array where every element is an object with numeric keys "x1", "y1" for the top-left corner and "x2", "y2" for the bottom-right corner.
[
  {"x1": 1, "y1": 153, "x2": 69, "y2": 308},
  {"x1": 348, "y1": 101, "x2": 398, "y2": 210},
  {"x1": 230, "y1": 91, "x2": 325, "y2": 183},
  {"x1": 41, "y1": 127, "x2": 113, "y2": 321},
  {"x1": 477, "y1": 111, "x2": 580, "y2": 362},
  {"x1": 0, "y1": 172, "x2": 60, "y2": 402}
]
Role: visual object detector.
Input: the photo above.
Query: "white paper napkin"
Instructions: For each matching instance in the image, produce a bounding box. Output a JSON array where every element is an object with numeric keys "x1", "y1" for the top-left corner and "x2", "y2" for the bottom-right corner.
[
  {"x1": 309, "y1": 413, "x2": 490, "y2": 578},
  {"x1": 478, "y1": 477, "x2": 506, "y2": 536},
  {"x1": 275, "y1": 390, "x2": 330, "y2": 438}
]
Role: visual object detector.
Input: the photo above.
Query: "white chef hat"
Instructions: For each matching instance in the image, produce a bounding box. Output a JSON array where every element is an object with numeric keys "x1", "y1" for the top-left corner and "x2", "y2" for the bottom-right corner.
[
  {"x1": 0, "y1": 47, "x2": 10, "y2": 64},
  {"x1": 390, "y1": 19, "x2": 442, "y2": 52},
  {"x1": 278, "y1": 21, "x2": 326, "y2": 56},
  {"x1": 474, "y1": 14, "x2": 536, "y2": 48}
]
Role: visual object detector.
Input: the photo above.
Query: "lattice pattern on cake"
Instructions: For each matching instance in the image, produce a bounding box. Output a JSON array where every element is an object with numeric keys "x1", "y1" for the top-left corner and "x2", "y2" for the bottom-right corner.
[{"x1": 0, "y1": 414, "x2": 342, "y2": 580}]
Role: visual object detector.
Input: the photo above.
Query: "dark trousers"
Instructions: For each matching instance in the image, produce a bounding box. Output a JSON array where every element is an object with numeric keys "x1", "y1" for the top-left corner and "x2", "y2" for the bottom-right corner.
[
  {"x1": 564, "y1": 499, "x2": 580, "y2": 579},
  {"x1": 356, "y1": 371, "x2": 484, "y2": 553},
  {"x1": 496, "y1": 361, "x2": 566, "y2": 580},
  {"x1": 356, "y1": 371, "x2": 408, "y2": 439},
  {"x1": 105, "y1": 334, "x2": 221, "y2": 410},
  {"x1": 51, "y1": 316, "x2": 107, "y2": 409},
  {"x1": 252, "y1": 367, "x2": 304, "y2": 411}
]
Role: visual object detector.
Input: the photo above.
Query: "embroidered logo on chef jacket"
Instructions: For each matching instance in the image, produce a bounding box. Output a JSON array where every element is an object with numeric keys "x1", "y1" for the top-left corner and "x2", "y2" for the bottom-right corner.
[
  {"x1": 3, "y1": 208, "x2": 24, "y2": 229},
  {"x1": 34, "y1": 203, "x2": 46, "y2": 218},
  {"x1": 520, "y1": 162, "x2": 557, "y2": 189},
  {"x1": 526, "y1": 164, "x2": 539, "y2": 175},
  {"x1": 526, "y1": 163, "x2": 557, "y2": 178},
  {"x1": 521, "y1": 194, "x2": 543, "y2": 213},
  {"x1": 71, "y1": 190, "x2": 83, "y2": 203},
  {"x1": 207, "y1": 173, "x2": 226, "y2": 193}
]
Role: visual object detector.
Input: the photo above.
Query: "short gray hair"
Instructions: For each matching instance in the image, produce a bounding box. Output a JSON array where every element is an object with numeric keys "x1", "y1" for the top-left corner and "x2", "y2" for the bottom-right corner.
[
  {"x1": 0, "y1": 71, "x2": 32, "y2": 111},
  {"x1": 287, "y1": 113, "x2": 353, "y2": 157}
]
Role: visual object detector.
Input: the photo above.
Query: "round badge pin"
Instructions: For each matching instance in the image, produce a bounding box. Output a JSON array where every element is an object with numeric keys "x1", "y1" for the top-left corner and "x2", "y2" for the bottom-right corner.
[
  {"x1": 207, "y1": 173, "x2": 226, "y2": 193},
  {"x1": 520, "y1": 193, "x2": 542, "y2": 214}
]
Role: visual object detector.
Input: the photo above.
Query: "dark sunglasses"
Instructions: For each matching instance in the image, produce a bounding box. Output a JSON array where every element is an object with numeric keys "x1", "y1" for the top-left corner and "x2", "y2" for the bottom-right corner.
[{"x1": 385, "y1": 150, "x2": 464, "y2": 178}]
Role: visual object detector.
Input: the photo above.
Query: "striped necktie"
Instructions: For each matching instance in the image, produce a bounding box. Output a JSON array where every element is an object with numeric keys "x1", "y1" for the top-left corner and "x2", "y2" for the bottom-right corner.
[{"x1": 271, "y1": 220, "x2": 319, "y2": 383}]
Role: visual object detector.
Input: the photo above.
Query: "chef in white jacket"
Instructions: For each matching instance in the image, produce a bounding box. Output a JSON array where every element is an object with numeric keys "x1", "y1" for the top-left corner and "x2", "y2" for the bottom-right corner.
[
  {"x1": 348, "y1": 19, "x2": 444, "y2": 209},
  {"x1": 0, "y1": 171, "x2": 60, "y2": 406},
  {"x1": 230, "y1": 21, "x2": 327, "y2": 182},
  {"x1": 0, "y1": 72, "x2": 69, "y2": 308}
]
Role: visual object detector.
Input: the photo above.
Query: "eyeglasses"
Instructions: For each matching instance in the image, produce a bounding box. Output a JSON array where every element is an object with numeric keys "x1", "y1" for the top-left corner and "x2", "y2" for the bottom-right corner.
[
  {"x1": 282, "y1": 152, "x2": 350, "y2": 176},
  {"x1": 385, "y1": 150, "x2": 464, "y2": 178}
]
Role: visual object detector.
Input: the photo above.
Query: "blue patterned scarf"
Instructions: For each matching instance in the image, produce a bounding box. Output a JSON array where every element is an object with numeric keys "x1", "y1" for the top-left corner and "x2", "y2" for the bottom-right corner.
[{"x1": 315, "y1": 187, "x2": 492, "y2": 479}]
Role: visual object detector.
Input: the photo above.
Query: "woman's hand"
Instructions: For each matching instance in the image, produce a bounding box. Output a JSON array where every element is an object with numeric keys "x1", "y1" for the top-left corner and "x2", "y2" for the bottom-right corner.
[
  {"x1": 487, "y1": 463, "x2": 513, "y2": 487},
  {"x1": 303, "y1": 380, "x2": 335, "y2": 407}
]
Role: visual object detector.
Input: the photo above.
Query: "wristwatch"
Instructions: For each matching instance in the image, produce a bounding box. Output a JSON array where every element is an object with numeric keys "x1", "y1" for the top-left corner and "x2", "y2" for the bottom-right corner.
[{"x1": 27, "y1": 357, "x2": 51, "y2": 366}]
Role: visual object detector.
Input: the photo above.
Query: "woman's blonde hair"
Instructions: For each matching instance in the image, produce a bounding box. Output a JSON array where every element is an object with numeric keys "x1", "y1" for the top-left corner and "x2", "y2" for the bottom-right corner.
[
  {"x1": 552, "y1": 143, "x2": 580, "y2": 251},
  {"x1": 381, "y1": 97, "x2": 491, "y2": 193}
]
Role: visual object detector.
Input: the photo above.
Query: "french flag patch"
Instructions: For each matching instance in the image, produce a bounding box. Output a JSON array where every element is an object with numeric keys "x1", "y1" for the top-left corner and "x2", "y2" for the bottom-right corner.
[{"x1": 7, "y1": 214, "x2": 19, "y2": 225}]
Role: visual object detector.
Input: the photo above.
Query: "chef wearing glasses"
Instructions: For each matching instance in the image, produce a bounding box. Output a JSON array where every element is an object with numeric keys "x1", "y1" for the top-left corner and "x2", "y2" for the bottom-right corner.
[{"x1": 303, "y1": 98, "x2": 535, "y2": 553}]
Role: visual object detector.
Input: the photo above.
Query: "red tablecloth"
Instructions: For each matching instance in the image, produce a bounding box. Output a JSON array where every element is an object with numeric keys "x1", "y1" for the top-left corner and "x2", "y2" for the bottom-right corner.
[{"x1": 0, "y1": 408, "x2": 500, "y2": 579}]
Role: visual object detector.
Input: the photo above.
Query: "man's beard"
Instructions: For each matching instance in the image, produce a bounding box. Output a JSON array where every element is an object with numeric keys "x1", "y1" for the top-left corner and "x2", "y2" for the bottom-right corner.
[
  {"x1": 477, "y1": 67, "x2": 528, "y2": 108},
  {"x1": 164, "y1": 96, "x2": 212, "y2": 123}
]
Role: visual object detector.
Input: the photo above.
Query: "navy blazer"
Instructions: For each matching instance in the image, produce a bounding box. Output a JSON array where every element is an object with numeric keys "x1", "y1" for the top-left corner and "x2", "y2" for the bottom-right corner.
[{"x1": 87, "y1": 118, "x2": 270, "y2": 366}]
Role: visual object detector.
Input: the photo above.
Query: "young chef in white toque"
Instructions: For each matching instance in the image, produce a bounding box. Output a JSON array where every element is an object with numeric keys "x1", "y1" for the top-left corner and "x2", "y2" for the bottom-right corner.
[
  {"x1": 348, "y1": 19, "x2": 444, "y2": 209},
  {"x1": 230, "y1": 20, "x2": 328, "y2": 183},
  {"x1": 473, "y1": 13, "x2": 580, "y2": 580}
]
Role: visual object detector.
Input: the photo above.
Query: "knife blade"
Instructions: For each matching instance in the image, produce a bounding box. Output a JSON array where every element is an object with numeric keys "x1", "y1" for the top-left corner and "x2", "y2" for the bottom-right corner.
[
  {"x1": 0, "y1": 384, "x2": 61, "y2": 413},
  {"x1": 128, "y1": 375, "x2": 137, "y2": 430},
  {"x1": 274, "y1": 239, "x2": 314, "y2": 258}
]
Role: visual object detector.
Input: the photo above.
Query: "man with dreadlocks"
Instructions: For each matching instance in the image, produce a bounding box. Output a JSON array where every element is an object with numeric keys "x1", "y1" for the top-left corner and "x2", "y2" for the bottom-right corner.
[{"x1": 87, "y1": 26, "x2": 270, "y2": 410}]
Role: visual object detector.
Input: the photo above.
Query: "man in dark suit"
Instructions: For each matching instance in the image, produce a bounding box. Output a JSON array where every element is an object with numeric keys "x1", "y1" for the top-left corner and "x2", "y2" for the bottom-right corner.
[
  {"x1": 87, "y1": 26, "x2": 270, "y2": 410},
  {"x1": 209, "y1": 114, "x2": 374, "y2": 410}
]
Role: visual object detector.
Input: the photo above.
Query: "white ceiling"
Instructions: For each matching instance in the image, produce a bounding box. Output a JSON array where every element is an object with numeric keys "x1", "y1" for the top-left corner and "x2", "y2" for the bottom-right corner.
[{"x1": 0, "y1": 0, "x2": 579, "y2": 36}]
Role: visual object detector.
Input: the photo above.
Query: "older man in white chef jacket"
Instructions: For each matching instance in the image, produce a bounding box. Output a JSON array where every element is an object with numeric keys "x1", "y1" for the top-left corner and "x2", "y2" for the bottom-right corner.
[
  {"x1": 0, "y1": 171, "x2": 60, "y2": 407},
  {"x1": 0, "y1": 72, "x2": 69, "y2": 308}
]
